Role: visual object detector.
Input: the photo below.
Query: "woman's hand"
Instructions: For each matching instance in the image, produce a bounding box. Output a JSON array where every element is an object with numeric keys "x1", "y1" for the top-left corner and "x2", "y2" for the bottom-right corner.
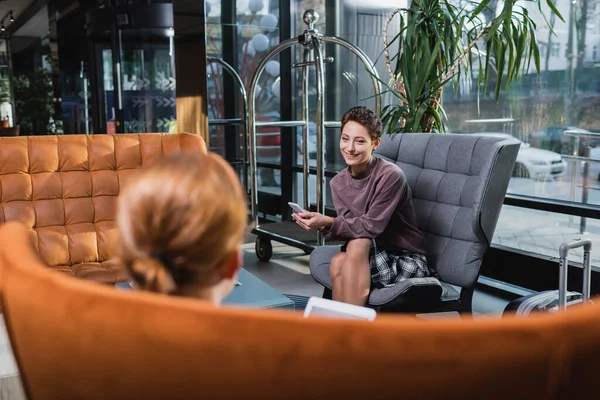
[{"x1": 292, "y1": 211, "x2": 334, "y2": 231}]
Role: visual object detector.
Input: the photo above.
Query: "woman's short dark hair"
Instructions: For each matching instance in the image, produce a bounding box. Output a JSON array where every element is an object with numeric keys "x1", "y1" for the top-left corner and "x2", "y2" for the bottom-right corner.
[{"x1": 341, "y1": 106, "x2": 382, "y2": 140}]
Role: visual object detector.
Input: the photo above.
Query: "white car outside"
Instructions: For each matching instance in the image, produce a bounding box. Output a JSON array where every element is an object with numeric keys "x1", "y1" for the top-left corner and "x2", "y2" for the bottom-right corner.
[{"x1": 475, "y1": 133, "x2": 567, "y2": 180}]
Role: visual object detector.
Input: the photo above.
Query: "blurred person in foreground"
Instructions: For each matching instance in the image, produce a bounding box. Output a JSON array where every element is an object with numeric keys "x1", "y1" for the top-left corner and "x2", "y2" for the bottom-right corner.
[{"x1": 117, "y1": 152, "x2": 247, "y2": 304}]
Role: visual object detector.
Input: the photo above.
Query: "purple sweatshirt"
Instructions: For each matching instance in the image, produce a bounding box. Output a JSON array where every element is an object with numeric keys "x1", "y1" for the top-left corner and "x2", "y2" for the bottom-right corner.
[{"x1": 326, "y1": 158, "x2": 428, "y2": 255}]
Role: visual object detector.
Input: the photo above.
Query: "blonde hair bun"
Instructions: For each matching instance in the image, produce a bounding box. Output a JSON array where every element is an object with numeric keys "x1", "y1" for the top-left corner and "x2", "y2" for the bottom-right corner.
[
  {"x1": 117, "y1": 152, "x2": 247, "y2": 295},
  {"x1": 131, "y1": 257, "x2": 176, "y2": 294}
]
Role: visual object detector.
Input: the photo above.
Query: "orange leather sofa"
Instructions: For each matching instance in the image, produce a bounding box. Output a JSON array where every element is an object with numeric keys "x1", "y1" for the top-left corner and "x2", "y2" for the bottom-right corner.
[
  {"x1": 0, "y1": 133, "x2": 206, "y2": 284},
  {"x1": 0, "y1": 221, "x2": 599, "y2": 400}
]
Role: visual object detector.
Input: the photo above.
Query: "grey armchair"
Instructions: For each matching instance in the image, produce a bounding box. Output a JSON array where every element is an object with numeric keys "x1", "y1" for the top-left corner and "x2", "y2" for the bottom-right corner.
[{"x1": 309, "y1": 133, "x2": 520, "y2": 314}]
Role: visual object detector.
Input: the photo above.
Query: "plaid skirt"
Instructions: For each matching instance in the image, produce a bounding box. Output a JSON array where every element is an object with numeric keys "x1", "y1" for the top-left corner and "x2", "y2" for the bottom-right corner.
[{"x1": 342, "y1": 239, "x2": 433, "y2": 289}]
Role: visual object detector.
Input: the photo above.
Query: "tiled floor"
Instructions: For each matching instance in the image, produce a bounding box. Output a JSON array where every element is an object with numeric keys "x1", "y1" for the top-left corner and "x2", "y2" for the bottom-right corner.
[
  {"x1": 242, "y1": 241, "x2": 323, "y2": 298},
  {"x1": 0, "y1": 240, "x2": 511, "y2": 399}
]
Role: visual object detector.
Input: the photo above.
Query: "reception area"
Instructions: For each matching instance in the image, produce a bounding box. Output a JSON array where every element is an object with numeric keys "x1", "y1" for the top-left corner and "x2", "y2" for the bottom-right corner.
[{"x1": 0, "y1": 0, "x2": 598, "y2": 398}]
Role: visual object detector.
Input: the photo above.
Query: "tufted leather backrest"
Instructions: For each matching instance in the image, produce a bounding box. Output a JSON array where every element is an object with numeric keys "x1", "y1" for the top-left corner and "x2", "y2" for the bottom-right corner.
[
  {"x1": 374, "y1": 133, "x2": 520, "y2": 288},
  {"x1": 0, "y1": 133, "x2": 206, "y2": 268}
]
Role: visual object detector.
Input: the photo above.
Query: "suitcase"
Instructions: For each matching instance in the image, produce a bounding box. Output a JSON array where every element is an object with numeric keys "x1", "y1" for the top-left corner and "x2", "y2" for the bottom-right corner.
[{"x1": 503, "y1": 238, "x2": 593, "y2": 316}]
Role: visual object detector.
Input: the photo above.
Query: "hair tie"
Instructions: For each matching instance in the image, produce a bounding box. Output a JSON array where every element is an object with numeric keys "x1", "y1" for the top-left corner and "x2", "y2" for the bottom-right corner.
[
  {"x1": 149, "y1": 251, "x2": 173, "y2": 269},
  {"x1": 149, "y1": 252, "x2": 196, "y2": 285}
]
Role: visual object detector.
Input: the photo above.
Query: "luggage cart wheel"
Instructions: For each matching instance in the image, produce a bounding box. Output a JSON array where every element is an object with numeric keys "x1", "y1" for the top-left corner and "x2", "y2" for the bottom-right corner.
[{"x1": 255, "y1": 237, "x2": 273, "y2": 262}]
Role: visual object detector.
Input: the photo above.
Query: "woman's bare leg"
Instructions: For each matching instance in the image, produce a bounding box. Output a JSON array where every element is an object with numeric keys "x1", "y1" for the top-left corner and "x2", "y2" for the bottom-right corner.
[
  {"x1": 340, "y1": 238, "x2": 371, "y2": 306},
  {"x1": 330, "y1": 252, "x2": 346, "y2": 302}
]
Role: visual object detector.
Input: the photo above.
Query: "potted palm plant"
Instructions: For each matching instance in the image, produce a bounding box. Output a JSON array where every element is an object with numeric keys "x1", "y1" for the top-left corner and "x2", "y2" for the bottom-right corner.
[{"x1": 380, "y1": 0, "x2": 563, "y2": 134}]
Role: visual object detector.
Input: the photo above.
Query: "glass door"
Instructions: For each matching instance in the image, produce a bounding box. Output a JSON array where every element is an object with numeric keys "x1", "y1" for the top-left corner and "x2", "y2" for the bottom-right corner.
[{"x1": 98, "y1": 28, "x2": 176, "y2": 134}]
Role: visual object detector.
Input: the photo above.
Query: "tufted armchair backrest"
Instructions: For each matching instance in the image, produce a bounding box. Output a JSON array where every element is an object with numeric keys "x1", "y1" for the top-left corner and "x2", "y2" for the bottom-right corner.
[
  {"x1": 0, "y1": 133, "x2": 206, "y2": 268},
  {"x1": 374, "y1": 133, "x2": 519, "y2": 288}
]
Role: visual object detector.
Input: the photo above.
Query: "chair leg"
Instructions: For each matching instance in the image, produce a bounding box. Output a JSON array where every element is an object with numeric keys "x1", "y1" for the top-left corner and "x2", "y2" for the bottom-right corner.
[
  {"x1": 459, "y1": 286, "x2": 474, "y2": 318},
  {"x1": 322, "y1": 287, "x2": 333, "y2": 300}
]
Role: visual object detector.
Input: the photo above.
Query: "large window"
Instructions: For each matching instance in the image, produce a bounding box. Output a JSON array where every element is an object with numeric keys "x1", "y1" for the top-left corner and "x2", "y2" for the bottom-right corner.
[
  {"x1": 440, "y1": 0, "x2": 600, "y2": 263},
  {"x1": 300, "y1": 0, "x2": 600, "y2": 267},
  {"x1": 206, "y1": 0, "x2": 600, "y2": 271}
]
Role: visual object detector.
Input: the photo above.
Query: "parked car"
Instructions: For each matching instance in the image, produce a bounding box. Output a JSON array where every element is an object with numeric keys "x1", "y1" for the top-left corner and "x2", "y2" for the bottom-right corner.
[{"x1": 476, "y1": 133, "x2": 567, "y2": 179}]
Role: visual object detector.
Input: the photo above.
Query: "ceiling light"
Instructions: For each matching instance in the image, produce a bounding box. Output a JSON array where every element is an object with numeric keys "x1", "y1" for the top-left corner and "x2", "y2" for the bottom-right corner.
[{"x1": 9, "y1": 11, "x2": 13, "y2": 23}]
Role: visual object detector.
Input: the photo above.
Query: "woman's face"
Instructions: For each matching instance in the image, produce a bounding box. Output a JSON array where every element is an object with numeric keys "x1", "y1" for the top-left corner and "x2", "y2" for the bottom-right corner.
[{"x1": 340, "y1": 121, "x2": 380, "y2": 170}]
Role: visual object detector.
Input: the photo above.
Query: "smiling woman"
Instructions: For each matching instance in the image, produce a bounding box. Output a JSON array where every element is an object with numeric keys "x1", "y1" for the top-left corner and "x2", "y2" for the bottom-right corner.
[
  {"x1": 293, "y1": 106, "x2": 435, "y2": 306},
  {"x1": 338, "y1": 118, "x2": 380, "y2": 176}
]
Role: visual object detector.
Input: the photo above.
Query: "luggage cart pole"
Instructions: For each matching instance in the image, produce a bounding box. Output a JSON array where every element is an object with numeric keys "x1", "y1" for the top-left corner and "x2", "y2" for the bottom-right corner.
[
  {"x1": 249, "y1": 38, "x2": 302, "y2": 229},
  {"x1": 301, "y1": 48, "x2": 311, "y2": 211},
  {"x1": 206, "y1": 57, "x2": 249, "y2": 191},
  {"x1": 313, "y1": 35, "x2": 326, "y2": 246}
]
